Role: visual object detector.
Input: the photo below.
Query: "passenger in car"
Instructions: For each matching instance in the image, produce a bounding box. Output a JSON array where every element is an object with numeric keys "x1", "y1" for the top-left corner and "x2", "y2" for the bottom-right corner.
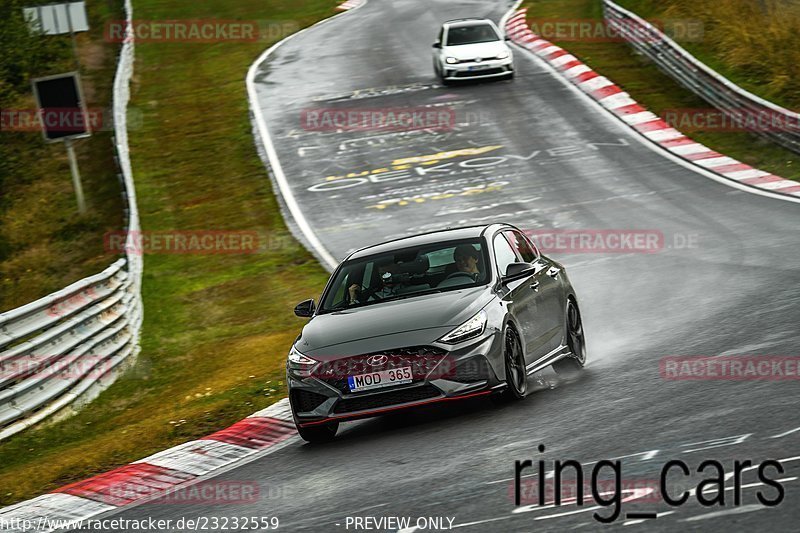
[{"x1": 438, "y1": 244, "x2": 483, "y2": 288}]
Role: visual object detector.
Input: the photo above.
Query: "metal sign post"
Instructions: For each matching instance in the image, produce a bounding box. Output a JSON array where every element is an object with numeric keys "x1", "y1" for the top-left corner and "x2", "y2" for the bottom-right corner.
[{"x1": 64, "y1": 139, "x2": 86, "y2": 213}]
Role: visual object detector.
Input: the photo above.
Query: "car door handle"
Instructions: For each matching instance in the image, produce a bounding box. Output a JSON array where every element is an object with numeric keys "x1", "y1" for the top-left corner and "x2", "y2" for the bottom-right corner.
[
  {"x1": 530, "y1": 280, "x2": 540, "y2": 291},
  {"x1": 547, "y1": 267, "x2": 560, "y2": 279}
]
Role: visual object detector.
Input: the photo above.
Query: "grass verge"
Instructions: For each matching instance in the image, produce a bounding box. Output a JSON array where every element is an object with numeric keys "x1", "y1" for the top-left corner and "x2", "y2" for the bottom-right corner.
[
  {"x1": 616, "y1": 0, "x2": 800, "y2": 110},
  {"x1": 0, "y1": 0, "x2": 339, "y2": 505},
  {"x1": 521, "y1": 0, "x2": 798, "y2": 182}
]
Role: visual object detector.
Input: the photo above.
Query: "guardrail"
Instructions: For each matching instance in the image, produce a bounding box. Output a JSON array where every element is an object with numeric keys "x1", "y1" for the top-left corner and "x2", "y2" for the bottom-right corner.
[
  {"x1": 603, "y1": 0, "x2": 800, "y2": 155},
  {"x1": 0, "y1": 0, "x2": 141, "y2": 440}
]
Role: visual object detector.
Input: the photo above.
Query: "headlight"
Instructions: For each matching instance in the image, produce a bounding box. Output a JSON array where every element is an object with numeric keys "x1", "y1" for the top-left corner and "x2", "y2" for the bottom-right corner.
[
  {"x1": 439, "y1": 310, "x2": 487, "y2": 344},
  {"x1": 445, "y1": 57, "x2": 458, "y2": 64},
  {"x1": 288, "y1": 346, "x2": 317, "y2": 368},
  {"x1": 496, "y1": 50, "x2": 510, "y2": 59}
]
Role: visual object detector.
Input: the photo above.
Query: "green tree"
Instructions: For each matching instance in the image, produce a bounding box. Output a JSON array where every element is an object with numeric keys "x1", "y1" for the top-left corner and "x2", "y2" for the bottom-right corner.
[{"x1": 0, "y1": 0, "x2": 69, "y2": 107}]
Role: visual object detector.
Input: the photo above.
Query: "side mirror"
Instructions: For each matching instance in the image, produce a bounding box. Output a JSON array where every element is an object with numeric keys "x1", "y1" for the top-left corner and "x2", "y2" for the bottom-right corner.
[
  {"x1": 294, "y1": 299, "x2": 315, "y2": 318},
  {"x1": 432, "y1": 42, "x2": 442, "y2": 48},
  {"x1": 504, "y1": 262, "x2": 535, "y2": 280},
  {"x1": 505, "y1": 35, "x2": 511, "y2": 41}
]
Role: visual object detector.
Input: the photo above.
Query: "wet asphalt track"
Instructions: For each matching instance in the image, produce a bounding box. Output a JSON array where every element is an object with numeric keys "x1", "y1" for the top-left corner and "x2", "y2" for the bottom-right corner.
[{"x1": 87, "y1": 0, "x2": 800, "y2": 530}]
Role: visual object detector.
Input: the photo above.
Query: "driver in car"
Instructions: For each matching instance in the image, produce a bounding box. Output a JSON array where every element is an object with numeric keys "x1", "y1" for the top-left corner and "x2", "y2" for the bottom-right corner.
[
  {"x1": 348, "y1": 264, "x2": 398, "y2": 304},
  {"x1": 453, "y1": 244, "x2": 481, "y2": 280}
]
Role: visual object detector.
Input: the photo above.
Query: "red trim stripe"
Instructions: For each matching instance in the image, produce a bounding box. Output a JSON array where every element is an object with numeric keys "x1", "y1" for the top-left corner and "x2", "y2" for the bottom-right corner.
[
  {"x1": 713, "y1": 163, "x2": 754, "y2": 174},
  {"x1": 574, "y1": 71, "x2": 598, "y2": 83},
  {"x1": 298, "y1": 390, "x2": 493, "y2": 427},
  {"x1": 54, "y1": 463, "x2": 194, "y2": 506},
  {"x1": 591, "y1": 85, "x2": 623, "y2": 100},
  {"x1": 205, "y1": 416, "x2": 296, "y2": 449},
  {"x1": 634, "y1": 119, "x2": 672, "y2": 133},
  {"x1": 740, "y1": 174, "x2": 784, "y2": 185}
]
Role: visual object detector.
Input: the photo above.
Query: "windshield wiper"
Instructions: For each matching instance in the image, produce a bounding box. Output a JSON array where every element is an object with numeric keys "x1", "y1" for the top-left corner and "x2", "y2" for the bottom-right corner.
[{"x1": 380, "y1": 289, "x2": 443, "y2": 303}]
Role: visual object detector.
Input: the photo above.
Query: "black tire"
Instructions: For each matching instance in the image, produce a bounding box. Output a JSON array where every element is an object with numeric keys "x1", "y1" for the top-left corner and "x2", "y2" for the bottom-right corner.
[
  {"x1": 552, "y1": 299, "x2": 586, "y2": 378},
  {"x1": 497, "y1": 324, "x2": 527, "y2": 401},
  {"x1": 296, "y1": 421, "x2": 338, "y2": 443}
]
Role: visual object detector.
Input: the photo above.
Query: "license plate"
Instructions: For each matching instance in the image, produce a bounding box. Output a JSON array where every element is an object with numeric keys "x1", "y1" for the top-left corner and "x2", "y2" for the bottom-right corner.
[
  {"x1": 468, "y1": 64, "x2": 490, "y2": 71},
  {"x1": 347, "y1": 366, "x2": 413, "y2": 392}
]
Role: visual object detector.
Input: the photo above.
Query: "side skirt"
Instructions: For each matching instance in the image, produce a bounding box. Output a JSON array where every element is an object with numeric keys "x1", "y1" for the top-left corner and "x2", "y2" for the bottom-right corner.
[{"x1": 525, "y1": 344, "x2": 570, "y2": 376}]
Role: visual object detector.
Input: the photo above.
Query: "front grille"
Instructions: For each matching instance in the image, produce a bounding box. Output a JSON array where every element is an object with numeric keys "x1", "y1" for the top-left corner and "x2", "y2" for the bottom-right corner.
[
  {"x1": 455, "y1": 67, "x2": 505, "y2": 78},
  {"x1": 453, "y1": 356, "x2": 490, "y2": 383},
  {"x1": 292, "y1": 389, "x2": 328, "y2": 412},
  {"x1": 333, "y1": 384, "x2": 441, "y2": 414},
  {"x1": 314, "y1": 346, "x2": 448, "y2": 393},
  {"x1": 455, "y1": 57, "x2": 498, "y2": 64}
]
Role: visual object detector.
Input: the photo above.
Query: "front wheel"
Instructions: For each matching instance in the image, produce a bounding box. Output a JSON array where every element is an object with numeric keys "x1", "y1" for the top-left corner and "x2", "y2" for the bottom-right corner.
[
  {"x1": 496, "y1": 324, "x2": 527, "y2": 401},
  {"x1": 552, "y1": 299, "x2": 586, "y2": 378},
  {"x1": 296, "y1": 421, "x2": 338, "y2": 443}
]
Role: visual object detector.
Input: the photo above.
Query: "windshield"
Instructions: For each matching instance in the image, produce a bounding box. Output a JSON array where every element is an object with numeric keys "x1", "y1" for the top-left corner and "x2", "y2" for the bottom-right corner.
[
  {"x1": 319, "y1": 238, "x2": 490, "y2": 313},
  {"x1": 446, "y1": 24, "x2": 500, "y2": 46}
]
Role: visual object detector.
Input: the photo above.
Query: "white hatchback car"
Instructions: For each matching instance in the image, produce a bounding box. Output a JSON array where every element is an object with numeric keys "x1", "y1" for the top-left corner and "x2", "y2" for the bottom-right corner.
[{"x1": 432, "y1": 18, "x2": 514, "y2": 84}]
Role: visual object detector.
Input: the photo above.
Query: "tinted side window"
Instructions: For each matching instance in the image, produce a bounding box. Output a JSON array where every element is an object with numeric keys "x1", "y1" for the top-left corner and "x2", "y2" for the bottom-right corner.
[
  {"x1": 505, "y1": 230, "x2": 537, "y2": 263},
  {"x1": 493, "y1": 233, "x2": 519, "y2": 276}
]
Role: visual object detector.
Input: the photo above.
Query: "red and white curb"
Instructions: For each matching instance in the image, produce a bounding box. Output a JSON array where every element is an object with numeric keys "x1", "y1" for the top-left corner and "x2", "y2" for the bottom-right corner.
[
  {"x1": 0, "y1": 399, "x2": 296, "y2": 532},
  {"x1": 336, "y1": 0, "x2": 363, "y2": 11},
  {"x1": 505, "y1": 8, "x2": 800, "y2": 198}
]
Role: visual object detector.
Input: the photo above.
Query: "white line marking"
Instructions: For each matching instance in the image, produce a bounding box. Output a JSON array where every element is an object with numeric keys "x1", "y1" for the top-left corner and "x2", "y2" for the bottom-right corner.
[
  {"x1": 563, "y1": 64, "x2": 592, "y2": 78},
  {"x1": 579, "y1": 76, "x2": 614, "y2": 92},
  {"x1": 450, "y1": 515, "x2": 513, "y2": 529},
  {"x1": 711, "y1": 476, "x2": 798, "y2": 492},
  {"x1": 668, "y1": 143, "x2": 712, "y2": 155},
  {"x1": 534, "y1": 505, "x2": 603, "y2": 520},
  {"x1": 759, "y1": 179, "x2": 799, "y2": 190},
  {"x1": 724, "y1": 169, "x2": 771, "y2": 180},
  {"x1": 681, "y1": 433, "x2": 752, "y2": 453},
  {"x1": 771, "y1": 427, "x2": 800, "y2": 439},
  {"x1": 624, "y1": 511, "x2": 674, "y2": 525},
  {"x1": 597, "y1": 93, "x2": 636, "y2": 109},
  {"x1": 694, "y1": 156, "x2": 739, "y2": 168},
  {"x1": 622, "y1": 111, "x2": 659, "y2": 125},
  {"x1": 684, "y1": 504, "x2": 770, "y2": 522},
  {"x1": 246, "y1": 1, "x2": 371, "y2": 270},
  {"x1": 642, "y1": 128, "x2": 684, "y2": 142},
  {"x1": 539, "y1": 45, "x2": 563, "y2": 56},
  {"x1": 551, "y1": 54, "x2": 578, "y2": 67}
]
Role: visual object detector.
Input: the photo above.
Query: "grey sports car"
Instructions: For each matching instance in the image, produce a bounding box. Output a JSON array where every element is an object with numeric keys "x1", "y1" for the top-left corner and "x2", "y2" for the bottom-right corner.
[{"x1": 287, "y1": 223, "x2": 586, "y2": 442}]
